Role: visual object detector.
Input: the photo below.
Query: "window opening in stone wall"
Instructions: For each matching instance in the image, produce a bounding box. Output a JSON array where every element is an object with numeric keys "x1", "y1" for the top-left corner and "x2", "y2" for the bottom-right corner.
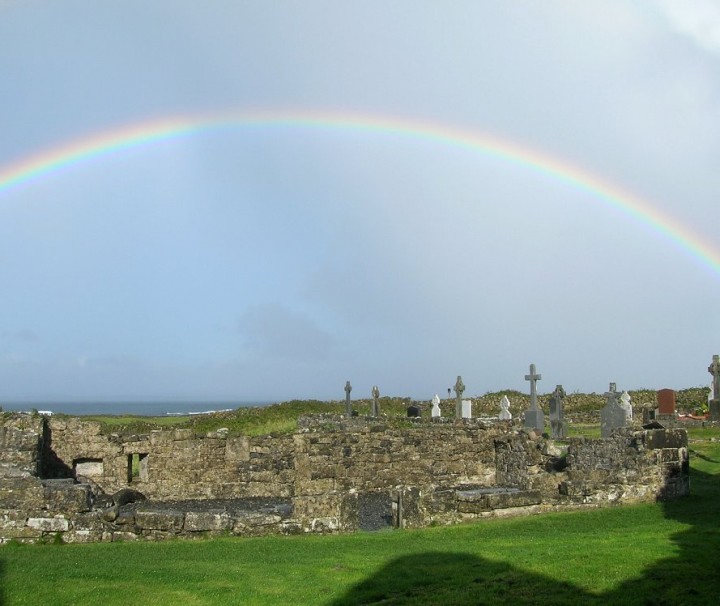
[
  {"x1": 127, "y1": 453, "x2": 149, "y2": 483},
  {"x1": 73, "y1": 457, "x2": 103, "y2": 479}
]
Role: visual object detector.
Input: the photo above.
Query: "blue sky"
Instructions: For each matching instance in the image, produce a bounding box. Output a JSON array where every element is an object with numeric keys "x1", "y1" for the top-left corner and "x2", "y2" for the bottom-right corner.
[{"x1": 1, "y1": 1, "x2": 719, "y2": 403}]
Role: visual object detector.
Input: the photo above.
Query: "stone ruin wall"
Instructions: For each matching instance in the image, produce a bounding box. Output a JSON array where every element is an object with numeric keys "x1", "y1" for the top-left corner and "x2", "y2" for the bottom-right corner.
[{"x1": 0, "y1": 413, "x2": 690, "y2": 544}]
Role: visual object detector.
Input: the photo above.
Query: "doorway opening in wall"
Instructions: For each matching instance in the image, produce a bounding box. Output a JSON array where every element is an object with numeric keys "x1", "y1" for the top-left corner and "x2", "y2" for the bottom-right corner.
[{"x1": 127, "y1": 453, "x2": 149, "y2": 483}]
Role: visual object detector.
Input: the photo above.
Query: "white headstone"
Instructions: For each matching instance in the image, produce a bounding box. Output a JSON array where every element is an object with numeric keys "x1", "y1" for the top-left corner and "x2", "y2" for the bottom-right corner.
[
  {"x1": 431, "y1": 394, "x2": 442, "y2": 418},
  {"x1": 499, "y1": 395, "x2": 512, "y2": 420},
  {"x1": 620, "y1": 391, "x2": 633, "y2": 421},
  {"x1": 461, "y1": 399, "x2": 472, "y2": 419}
]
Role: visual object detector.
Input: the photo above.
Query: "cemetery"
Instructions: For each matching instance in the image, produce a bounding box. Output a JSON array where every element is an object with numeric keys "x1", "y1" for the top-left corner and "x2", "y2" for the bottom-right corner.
[{"x1": 1, "y1": 357, "x2": 713, "y2": 545}]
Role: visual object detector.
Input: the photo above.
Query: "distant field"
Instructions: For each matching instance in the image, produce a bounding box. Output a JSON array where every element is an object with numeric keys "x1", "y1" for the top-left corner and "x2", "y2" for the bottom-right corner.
[{"x1": 1, "y1": 429, "x2": 718, "y2": 604}]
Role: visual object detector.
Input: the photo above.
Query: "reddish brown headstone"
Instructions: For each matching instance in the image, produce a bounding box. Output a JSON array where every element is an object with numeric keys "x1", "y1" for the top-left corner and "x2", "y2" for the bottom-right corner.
[{"x1": 657, "y1": 388, "x2": 676, "y2": 415}]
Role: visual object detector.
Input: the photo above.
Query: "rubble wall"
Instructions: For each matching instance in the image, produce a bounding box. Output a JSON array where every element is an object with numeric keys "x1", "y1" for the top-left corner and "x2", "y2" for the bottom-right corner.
[{"x1": 0, "y1": 413, "x2": 690, "y2": 544}]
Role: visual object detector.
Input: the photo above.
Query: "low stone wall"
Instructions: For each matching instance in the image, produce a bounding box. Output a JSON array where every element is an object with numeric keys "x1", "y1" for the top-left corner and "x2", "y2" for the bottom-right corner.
[
  {"x1": 0, "y1": 413, "x2": 690, "y2": 544},
  {"x1": 45, "y1": 418, "x2": 296, "y2": 500}
]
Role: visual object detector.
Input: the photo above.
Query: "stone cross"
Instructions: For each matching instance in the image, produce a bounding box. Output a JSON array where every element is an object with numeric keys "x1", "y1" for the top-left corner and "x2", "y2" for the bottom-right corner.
[
  {"x1": 371, "y1": 385, "x2": 380, "y2": 417},
  {"x1": 604, "y1": 382, "x2": 618, "y2": 406},
  {"x1": 549, "y1": 384, "x2": 567, "y2": 439},
  {"x1": 708, "y1": 355, "x2": 720, "y2": 401},
  {"x1": 454, "y1": 375, "x2": 465, "y2": 419},
  {"x1": 523, "y1": 364, "x2": 544, "y2": 433},
  {"x1": 344, "y1": 381, "x2": 352, "y2": 417},
  {"x1": 601, "y1": 382, "x2": 628, "y2": 438},
  {"x1": 431, "y1": 394, "x2": 441, "y2": 418},
  {"x1": 525, "y1": 364, "x2": 542, "y2": 410}
]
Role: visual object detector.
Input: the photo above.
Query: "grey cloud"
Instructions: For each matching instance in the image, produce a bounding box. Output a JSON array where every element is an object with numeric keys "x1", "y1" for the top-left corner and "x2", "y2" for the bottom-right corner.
[
  {"x1": 1, "y1": 329, "x2": 39, "y2": 342},
  {"x1": 238, "y1": 304, "x2": 336, "y2": 361}
]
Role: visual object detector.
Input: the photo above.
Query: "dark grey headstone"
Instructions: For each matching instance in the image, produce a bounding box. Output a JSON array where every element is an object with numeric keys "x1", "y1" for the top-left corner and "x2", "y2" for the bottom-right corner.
[
  {"x1": 407, "y1": 405, "x2": 421, "y2": 418},
  {"x1": 600, "y1": 398, "x2": 629, "y2": 438}
]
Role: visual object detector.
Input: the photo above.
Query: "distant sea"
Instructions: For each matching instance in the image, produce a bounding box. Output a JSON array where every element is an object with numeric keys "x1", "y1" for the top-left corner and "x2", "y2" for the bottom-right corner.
[{"x1": 1, "y1": 401, "x2": 273, "y2": 417}]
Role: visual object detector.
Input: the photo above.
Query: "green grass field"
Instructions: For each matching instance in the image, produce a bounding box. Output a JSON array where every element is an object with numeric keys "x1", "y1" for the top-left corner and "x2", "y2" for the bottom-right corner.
[{"x1": 1, "y1": 429, "x2": 718, "y2": 605}]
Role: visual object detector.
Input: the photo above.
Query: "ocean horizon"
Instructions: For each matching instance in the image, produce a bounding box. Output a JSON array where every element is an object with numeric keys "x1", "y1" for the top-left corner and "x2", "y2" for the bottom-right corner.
[{"x1": 0, "y1": 400, "x2": 274, "y2": 417}]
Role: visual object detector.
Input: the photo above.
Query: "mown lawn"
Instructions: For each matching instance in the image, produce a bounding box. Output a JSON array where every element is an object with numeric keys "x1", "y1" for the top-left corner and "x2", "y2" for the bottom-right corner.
[{"x1": 1, "y1": 431, "x2": 718, "y2": 605}]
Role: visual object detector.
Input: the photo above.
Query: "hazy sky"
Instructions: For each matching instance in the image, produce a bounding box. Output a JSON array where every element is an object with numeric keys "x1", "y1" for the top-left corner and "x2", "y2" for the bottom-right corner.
[{"x1": 1, "y1": 1, "x2": 719, "y2": 403}]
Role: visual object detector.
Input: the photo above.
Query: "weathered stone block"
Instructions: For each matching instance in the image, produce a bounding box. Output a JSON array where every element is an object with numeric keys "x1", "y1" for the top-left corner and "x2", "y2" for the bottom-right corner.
[
  {"x1": 486, "y1": 490, "x2": 541, "y2": 509},
  {"x1": 645, "y1": 429, "x2": 687, "y2": 450},
  {"x1": 43, "y1": 481, "x2": 92, "y2": 514},
  {"x1": 112, "y1": 531, "x2": 139, "y2": 542},
  {"x1": 134, "y1": 510, "x2": 184, "y2": 531},
  {"x1": 27, "y1": 517, "x2": 69, "y2": 532},
  {"x1": 185, "y1": 511, "x2": 232, "y2": 532},
  {"x1": 64, "y1": 530, "x2": 103, "y2": 544}
]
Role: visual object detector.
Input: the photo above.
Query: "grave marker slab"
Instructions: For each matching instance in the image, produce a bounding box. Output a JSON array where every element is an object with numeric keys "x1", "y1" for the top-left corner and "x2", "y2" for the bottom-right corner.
[
  {"x1": 620, "y1": 391, "x2": 633, "y2": 421},
  {"x1": 708, "y1": 355, "x2": 720, "y2": 421},
  {"x1": 461, "y1": 399, "x2": 472, "y2": 419},
  {"x1": 454, "y1": 376, "x2": 465, "y2": 419},
  {"x1": 499, "y1": 395, "x2": 512, "y2": 420},
  {"x1": 371, "y1": 385, "x2": 380, "y2": 417},
  {"x1": 431, "y1": 394, "x2": 441, "y2": 418},
  {"x1": 344, "y1": 381, "x2": 352, "y2": 418},
  {"x1": 657, "y1": 388, "x2": 676, "y2": 417},
  {"x1": 549, "y1": 384, "x2": 567, "y2": 439},
  {"x1": 407, "y1": 404, "x2": 421, "y2": 418},
  {"x1": 601, "y1": 382, "x2": 628, "y2": 437}
]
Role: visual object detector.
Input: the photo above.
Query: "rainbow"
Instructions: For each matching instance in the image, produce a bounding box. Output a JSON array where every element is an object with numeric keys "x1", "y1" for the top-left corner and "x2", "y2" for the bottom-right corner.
[{"x1": 1, "y1": 108, "x2": 718, "y2": 276}]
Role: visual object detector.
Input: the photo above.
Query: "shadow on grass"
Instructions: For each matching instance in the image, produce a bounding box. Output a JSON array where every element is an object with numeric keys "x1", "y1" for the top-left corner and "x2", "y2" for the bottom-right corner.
[
  {"x1": 0, "y1": 557, "x2": 5, "y2": 606},
  {"x1": 330, "y1": 467, "x2": 720, "y2": 606}
]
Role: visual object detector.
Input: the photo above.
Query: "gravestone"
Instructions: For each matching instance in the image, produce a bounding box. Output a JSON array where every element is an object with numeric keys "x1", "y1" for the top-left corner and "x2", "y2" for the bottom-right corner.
[
  {"x1": 548, "y1": 384, "x2": 567, "y2": 439},
  {"x1": 657, "y1": 389, "x2": 676, "y2": 418},
  {"x1": 523, "y1": 363, "x2": 544, "y2": 432},
  {"x1": 620, "y1": 391, "x2": 633, "y2": 421},
  {"x1": 407, "y1": 404, "x2": 421, "y2": 418},
  {"x1": 461, "y1": 399, "x2": 472, "y2": 419},
  {"x1": 371, "y1": 385, "x2": 380, "y2": 417},
  {"x1": 344, "y1": 381, "x2": 353, "y2": 418},
  {"x1": 431, "y1": 394, "x2": 441, "y2": 418},
  {"x1": 708, "y1": 355, "x2": 720, "y2": 422},
  {"x1": 600, "y1": 382, "x2": 628, "y2": 437},
  {"x1": 454, "y1": 376, "x2": 465, "y2": 419},
  {"x1": 499, "y1": 395, "x2": 512, "y2": 420}
]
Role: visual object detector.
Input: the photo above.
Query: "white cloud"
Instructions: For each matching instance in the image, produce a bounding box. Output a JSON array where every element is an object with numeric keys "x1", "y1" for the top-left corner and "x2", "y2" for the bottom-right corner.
[{"x1": 655, "y1": 0, "x2": 720, "y2": 54}]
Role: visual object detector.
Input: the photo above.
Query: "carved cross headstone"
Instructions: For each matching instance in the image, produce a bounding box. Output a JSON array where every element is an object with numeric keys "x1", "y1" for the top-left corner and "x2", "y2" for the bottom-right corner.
[
  {"x1": 707, "y1": 355, "x2": 720, "y2": 421},
  {"x1": 523, "y1": 363, "x2": 544, "y2": 432},
  {"x1": 601, "y1": 382, "x2": 628, "y2": 437},
  {"x1": 709, "y1": 355, "x2": 720, "y2": 401},
  {"x1": 525, "y1": 364, "x2": 542, "y2": 410},
  {"x1": 454, "y1": 375, "x2": 465, "y2": 419},
  {"x1": 549, "y1": 384, "x2": 567, "y2": 439},
  {"x1": 499, "y1": 395, "x2": 512, "y2": 420},
  {"x1": 371, "y1": 385, "x2": 380, "y2": 417},
  {"x1": 344, "y1": 381, "x2": 352, "y2": 418},
  {"x1": 431, "y1": 394, "x2": 442, "y2": 418}
]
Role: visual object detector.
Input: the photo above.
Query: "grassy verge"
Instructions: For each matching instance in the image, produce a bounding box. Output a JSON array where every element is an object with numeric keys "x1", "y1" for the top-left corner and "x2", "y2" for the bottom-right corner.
[{"x1": 2, "y1": 430, "x2": 718, "y2": 605}]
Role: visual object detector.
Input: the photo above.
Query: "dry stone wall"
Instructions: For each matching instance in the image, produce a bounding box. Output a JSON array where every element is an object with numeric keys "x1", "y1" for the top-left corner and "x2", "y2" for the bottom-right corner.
[{"x1": 0, "y1": 412, "x2": 690, "y2": 544}]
